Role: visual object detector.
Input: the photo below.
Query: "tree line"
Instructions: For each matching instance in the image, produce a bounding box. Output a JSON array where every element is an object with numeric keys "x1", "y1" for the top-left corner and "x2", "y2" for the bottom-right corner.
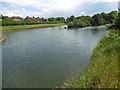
[
  {"x1": 1, "y1": 10, "x2": 119, "y2": 28},
  {"x1": 1, "y1": 16, "x2": 65, "y2": 26},
  {"x1": 113, "y1": 10, "x2": 120, "y2": 29},
  {"x1": 67, "y1": 11, "x2": 118, "y2": 28}
]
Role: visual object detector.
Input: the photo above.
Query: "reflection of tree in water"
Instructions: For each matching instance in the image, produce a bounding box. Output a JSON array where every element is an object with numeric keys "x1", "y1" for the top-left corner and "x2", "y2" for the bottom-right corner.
[{"x1": 92, "y1": 28, "x2": 98, "y2": 34}]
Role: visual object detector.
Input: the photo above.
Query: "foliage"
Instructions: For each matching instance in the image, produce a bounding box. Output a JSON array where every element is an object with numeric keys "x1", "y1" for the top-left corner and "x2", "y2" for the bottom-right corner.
[
  {"x1": 56, "y1": 17, "x2": 65, "y2": 22},
  {"x1": 62, "y1": 30, "x2": 119, "y2": 88},
  {"x1": 108, "y1": 11, "x2": 118, "y2": 23},
  {"x1": 67, "y1": 15, "x2": 76, "y2": 22},
  {"x1": 114, "y1": 10, "x2": 120, "y2": 29},
  {"x1": 92, "y1": 14, "x2": 106, "y2": 26},
  {"x1": 48, "y1": 17, "x2": 56, "y2": 21},
  {"x1": 67, "y1": 16, "x2": 94, "y2": 28},
  {"x1": 0, "y1": 24, "x2": 65, "y2": 31},
  {"x1": 1, "y1": 16, "x2": 65, "y2": 26},
  {"x1": 67, "y1": 11, "x2": 118, "y2": 28},
  {"x1": 108, "y1": 10, "x2": 120, "y2": 29},
  {"x1": 48, "y1": 17, "x2": 65, "y2": 23},
  {"x1": 1, "y1": 19, "x2": 62, "y2": 26}
]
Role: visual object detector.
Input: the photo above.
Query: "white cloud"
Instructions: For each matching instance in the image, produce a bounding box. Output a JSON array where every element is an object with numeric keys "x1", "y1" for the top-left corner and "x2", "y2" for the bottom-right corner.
[
  {"x1": 2, "y1": 8, "x2": 45, "y2": 18},
  {"x1": 21, "y1": 8, "x2": 26, "y2": 12},
  {"x1": 2, "y1": 9, "x2": 22, "y2": 17},
  {"x1": 1, "y1": 0, "x2": 119, "y2": 17},
  {"x1": 80, "y1": 12, "x2": 86, "y2": 15},
  {"x1": 2, "y1": 0, "x2": 119, "y2": 9}
]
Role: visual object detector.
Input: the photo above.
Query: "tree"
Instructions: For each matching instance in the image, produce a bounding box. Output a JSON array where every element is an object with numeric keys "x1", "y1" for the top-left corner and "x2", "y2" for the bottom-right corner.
[
  {"x1": 101, "y1": 12, "x2": 109, "y2": 23},
  {"x1": 114, "y1": 11, "x2": 120, "y2": 29},
  {"x1": 108, "y1": 11, "x2": 118, "y2": 23},
  {"x1": 69, "y1": 15, "x2": 75, "y2": 21},
  {"x1": 92, "y1": 14, "x2": 105, "y2": 26},
  {"x1": 56, "y1": 17, "x2": 65, "y2": 22},
  {"x1": 1, "y1": 16, "x2": 8, "y2": 19},
  {"x1": 48, "y1": 17, "x2": 56, "y2": 21},
  {"x1": 66, "y1": 17, "x2": 70, "y2": 22}
]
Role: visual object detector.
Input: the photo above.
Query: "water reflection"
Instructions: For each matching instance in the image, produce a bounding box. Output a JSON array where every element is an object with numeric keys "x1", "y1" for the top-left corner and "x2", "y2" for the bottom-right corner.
[{"x1": 2, "y1": 25, "x2": 107, "y2": 88}]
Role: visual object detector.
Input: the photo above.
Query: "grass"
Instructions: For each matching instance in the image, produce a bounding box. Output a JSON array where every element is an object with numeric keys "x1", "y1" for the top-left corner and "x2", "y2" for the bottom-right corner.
[
  {"x1": 62, "y1": 29, "x2": 119, "y2": 88},
  {"x1": 0, "y1": 23, "x2": 65, "y2": 31},
  {"x1": 0, "y1": 34, "x2": 2, "y2": 40},
  {"x1": 0, "y1": 33, "x2": 6, "y2": 42}
]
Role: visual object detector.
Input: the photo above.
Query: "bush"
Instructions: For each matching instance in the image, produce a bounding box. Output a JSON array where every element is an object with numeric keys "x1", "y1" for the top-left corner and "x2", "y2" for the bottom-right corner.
[{"x1": 2, "y1": 19, "x2": 63, "y2": 26}]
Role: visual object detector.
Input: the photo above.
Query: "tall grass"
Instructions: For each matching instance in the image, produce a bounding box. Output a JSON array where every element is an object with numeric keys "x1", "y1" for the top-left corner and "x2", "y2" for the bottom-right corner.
[{"x1": 62, "y1": 29, "x2": 119, "y2": 88}]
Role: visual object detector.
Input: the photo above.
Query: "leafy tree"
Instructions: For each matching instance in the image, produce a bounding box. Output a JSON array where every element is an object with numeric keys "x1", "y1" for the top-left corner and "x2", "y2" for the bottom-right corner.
[
  {"x1": 92, "y1": 14, "x2": 105, "y2": 26},
  {"x1": 101, "y1": 12, "x2": 109, "y2": 23},
  {"x1": 108, "y1": 11, "x2": 118, "y2": 23},
  {"x1": 68, "y1": 16, "x2": 94, "y2": 28},
  {"x1": 69, "y1": 15, "x2": 75, "y2": 22},
  {"x1": 114, "y1": 11, "x2": 120, "y2": 29},
  {"x1": 48, "y1": 17, "x2": 56, "y2": 21},
  {"x1": 1, "y1": 16, "x2": 8, "y2": 20},
  {"x1": 56, "y1": 17, "x2": 65, "y2": 22},
  {"x1": 66, "y1": 17, "x2": 70, "y2": 22}
]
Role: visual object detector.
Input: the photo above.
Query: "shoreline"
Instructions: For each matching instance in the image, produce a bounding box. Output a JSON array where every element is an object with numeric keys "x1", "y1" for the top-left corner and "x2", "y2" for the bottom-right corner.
[
  {"x1": 1, "y1": 23, "x2": 65, "y2": 32},
  {"x1": 0, "y1": 24, "x2": 65, "y2": 43},
  {"x1": 0, "y1": 35, "x2": 6, "y2": 43},
  {"x1": 63, "y1": 29, "x2": 119, "y2": 88}
]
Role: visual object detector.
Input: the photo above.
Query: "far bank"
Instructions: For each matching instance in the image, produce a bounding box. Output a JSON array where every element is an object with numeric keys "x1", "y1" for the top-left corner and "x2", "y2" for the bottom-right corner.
[
  {"x1": 0, "y1": 23, "x2": 65, "y2": 32},
  {"x1": 0, "y1": 33, "x2": 6, "y2": 43}
]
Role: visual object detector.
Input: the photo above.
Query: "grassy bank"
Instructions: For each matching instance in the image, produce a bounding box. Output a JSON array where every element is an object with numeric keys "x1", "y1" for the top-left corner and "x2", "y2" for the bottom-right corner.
[
  {"x1": 0, "y1": 33, "x2": 2, "y2": 40},
  {"x1": 63, "y1": 29, "x2": 119, "y2": 88},
  {"x1": 0, "y1": 23, "x2": 65, "y2": 32},
  {"x1": 0, "y1": 33, "x2": 6, "y2": 43}
]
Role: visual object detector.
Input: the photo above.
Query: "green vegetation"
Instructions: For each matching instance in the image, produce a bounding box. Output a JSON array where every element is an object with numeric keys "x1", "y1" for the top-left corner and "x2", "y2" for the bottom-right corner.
[
  {"x1": 0, "y1": 24, "x2": 64, "y2": 31},
  {"x1": 63, "y1": 29, "x2": 119, "y2": 88},
  {"x1": 67, "y1": 16, "x2": 94, "y2": 28},
  {"x1": 2, "y1": 19, "x2": 64, "y2": 26},
  {"x1": 0, "y1": 33, "x2": 2, "y2": 40},
  {"x1": 62, "y1": 10, "x2": 119, "y2": 88},
  {"x1": 48, "y1": 17, "x2": 65, "y2": 23},
  {"x1": 1, "y1": 10, "x2": 119, "y2": 87},
  {"x1": 0, "y1": 15, "x2": 65, "y2": 32},
  {"x1": 0, "y1": 32, "x2": 6, "y2": 43},
  {"x1": 113, "y1": 10, "x2": 120, "y2": 29},
  {"x1": 1, "y1": 16, "x2": 65, "y2": 26},
  {"x1": 1, "y1": 10, "x2": 118, "y2": 29},
  {"x1": 67, "y1": 11, "x2": 118, "y2": 28}
]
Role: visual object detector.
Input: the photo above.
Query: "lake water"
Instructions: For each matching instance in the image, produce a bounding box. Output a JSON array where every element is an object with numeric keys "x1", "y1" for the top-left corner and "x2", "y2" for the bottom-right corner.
[{"x1": 2, "y1": 25, "x2": 108, "y2": 88}]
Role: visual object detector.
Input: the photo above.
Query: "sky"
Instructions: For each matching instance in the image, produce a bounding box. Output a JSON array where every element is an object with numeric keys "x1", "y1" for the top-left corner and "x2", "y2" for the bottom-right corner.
[
  {"x1": 0, "y1": 0, "x2": 119, "y2": 18},
  {"x1": 118, "y1": 1, "x2": 120, "y2": 8}
]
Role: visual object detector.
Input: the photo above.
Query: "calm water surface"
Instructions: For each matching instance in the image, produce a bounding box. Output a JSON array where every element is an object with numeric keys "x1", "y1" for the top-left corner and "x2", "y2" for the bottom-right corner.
[{"x1": 2, "y1": 25, "x2": 108, "y2": 88}]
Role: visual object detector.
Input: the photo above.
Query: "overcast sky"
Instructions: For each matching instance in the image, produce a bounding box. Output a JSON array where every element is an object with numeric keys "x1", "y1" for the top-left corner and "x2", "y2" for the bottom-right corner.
[{"x1": 0, "y1": 0, "x2": 119, "y2": 18}]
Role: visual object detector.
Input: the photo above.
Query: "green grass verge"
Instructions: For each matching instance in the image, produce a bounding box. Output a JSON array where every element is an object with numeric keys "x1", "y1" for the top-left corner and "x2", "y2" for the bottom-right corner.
[
  {"x1": 0, "y1": 34, "x2": 2, "y2": 40},
  {"x1": 0, "y1": 24, "x2": 65, "y2": 31},
  {"x1": 0, "y1": 33, "x2": 6, "y2": 43},
  {"x1": 63, "y1": 29, "x2": 119, "y2": 88}
]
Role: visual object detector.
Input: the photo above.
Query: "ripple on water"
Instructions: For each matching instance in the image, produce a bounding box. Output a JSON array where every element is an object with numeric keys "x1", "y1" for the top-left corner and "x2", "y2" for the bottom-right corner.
[{"x1": 2, "y1": 26, "x2": 108, "y2": 88}]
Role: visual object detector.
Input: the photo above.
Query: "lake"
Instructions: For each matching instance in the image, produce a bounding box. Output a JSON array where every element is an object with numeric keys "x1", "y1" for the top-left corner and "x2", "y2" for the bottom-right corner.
[{"x1": 2, "y1": 25, "x2": 108, "y2": 88}]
